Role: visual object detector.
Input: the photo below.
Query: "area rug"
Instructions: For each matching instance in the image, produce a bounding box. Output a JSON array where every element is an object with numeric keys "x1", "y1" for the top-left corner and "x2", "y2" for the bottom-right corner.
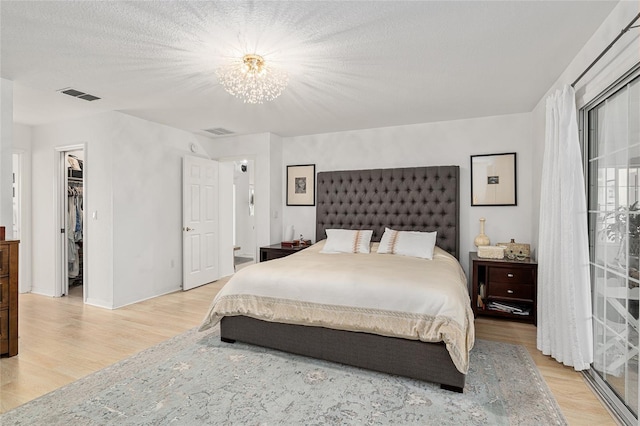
[{"x1": 1, "y1": 327, "x2": 566, "y2": 425}]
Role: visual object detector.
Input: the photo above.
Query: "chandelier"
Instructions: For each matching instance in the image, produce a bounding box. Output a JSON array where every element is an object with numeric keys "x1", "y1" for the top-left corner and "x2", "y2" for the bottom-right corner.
[{"x1": 217, "y1": 54, "x2": 288, "y2": 104}]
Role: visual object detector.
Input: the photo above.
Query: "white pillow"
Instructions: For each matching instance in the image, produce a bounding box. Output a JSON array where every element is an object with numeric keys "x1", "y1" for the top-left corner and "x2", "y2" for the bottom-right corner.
[
  {"x1": 377, "y1": 227, "x2": 437, "y2": 260},
  {"x1": 320, "y1": 229, "x2": 373, "y2": 254}
]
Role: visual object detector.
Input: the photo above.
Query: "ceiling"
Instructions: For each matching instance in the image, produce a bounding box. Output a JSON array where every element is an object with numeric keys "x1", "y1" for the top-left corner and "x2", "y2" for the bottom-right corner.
[{"x1": 1, "y1": 1, "x2": 619, "y2": 138}]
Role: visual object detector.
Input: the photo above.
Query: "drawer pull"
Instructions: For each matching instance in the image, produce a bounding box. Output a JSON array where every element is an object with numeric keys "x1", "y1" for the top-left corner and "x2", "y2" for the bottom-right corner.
[
  {"x1": 507, "y1": 289, "x2": 514, "y2": 294},
  {"x1": 507, "y1": 273, "x2": 514, "y2": 278}
]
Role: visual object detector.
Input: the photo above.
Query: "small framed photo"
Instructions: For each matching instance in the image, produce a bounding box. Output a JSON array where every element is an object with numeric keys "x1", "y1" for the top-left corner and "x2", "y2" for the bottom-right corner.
[
  {"x1": 286, "y1": 164, "x2": 316, "y2": 206},
  {"x1": 471, "y1": 152, "x2": 517, "y2": 206}
]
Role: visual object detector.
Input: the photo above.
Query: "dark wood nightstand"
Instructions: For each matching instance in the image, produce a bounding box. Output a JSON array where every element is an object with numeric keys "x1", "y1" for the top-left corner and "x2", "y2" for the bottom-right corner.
[
  {"x1": 259, "y1": 244, "x2": 309, "y2": 262},
  {"x1": 470, "y1": 252, "x2": 537, "y2": 325}
]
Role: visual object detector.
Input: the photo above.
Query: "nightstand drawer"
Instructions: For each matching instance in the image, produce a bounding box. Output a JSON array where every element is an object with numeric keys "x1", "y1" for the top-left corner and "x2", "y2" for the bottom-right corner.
[
  {"x1": 488, "y1": 266, "x2": 534, "y2": 285},
  {"x1": 488, "y1": 282, "x2": 534, "y2": 300}
]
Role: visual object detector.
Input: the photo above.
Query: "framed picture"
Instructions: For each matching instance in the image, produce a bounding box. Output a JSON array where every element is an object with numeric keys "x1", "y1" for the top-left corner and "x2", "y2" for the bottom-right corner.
[
  {"x1": 286, "y1": 164, "x2": 316, "y2": 206},
  {"x1": 470, "y1": 152, "x2": 517, "y2": 206}
]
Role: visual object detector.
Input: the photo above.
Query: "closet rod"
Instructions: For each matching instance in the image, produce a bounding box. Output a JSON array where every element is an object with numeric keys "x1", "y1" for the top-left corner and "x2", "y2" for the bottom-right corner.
[{"x1": 571, "y1": 12, "x2": 640, "y2": 88}]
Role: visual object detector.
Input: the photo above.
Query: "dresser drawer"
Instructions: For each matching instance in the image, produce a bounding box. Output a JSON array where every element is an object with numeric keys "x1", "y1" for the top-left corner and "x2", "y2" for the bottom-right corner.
[
  {"x1": 488, "y1": 282, "x2": 534, "y2": 301},
  {"x1": 0, "y1": 277, "x2": 7, "y2": 309},
  {"x1": 0, "y1": 247, "x2": 8, "y2": 278},
  {"x1": 487, "y1": 266, "x2": 534, "y2": 285},
  {"x1": 0, "y1": 308, "x2": 8, "y2": 355}
]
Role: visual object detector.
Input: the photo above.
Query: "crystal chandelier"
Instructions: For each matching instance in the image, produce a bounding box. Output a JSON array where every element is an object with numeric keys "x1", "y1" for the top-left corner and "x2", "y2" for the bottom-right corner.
[{"x1": 217, "y1": 54, "x2": 288, "y2": 104}]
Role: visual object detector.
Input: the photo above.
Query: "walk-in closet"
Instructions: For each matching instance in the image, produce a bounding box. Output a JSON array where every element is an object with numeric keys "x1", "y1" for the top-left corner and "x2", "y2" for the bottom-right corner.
[{"x1": 66, "y1": 151, "x2": 83, "y2": 297}]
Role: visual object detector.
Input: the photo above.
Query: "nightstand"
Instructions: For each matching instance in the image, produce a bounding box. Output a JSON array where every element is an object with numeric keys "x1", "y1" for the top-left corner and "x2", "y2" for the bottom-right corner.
[
  {"x1": 470, "y1": 252, "x2": 537, "y2": 325},
  {"x1": 259, "y1": 244, "x2": 309, "y2": 262}
]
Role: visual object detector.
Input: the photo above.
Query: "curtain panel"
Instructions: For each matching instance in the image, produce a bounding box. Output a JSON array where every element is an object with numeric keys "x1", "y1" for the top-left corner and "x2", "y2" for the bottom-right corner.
[{"x1": 537, "y1": 85, "x2": 593, "y2": 370}]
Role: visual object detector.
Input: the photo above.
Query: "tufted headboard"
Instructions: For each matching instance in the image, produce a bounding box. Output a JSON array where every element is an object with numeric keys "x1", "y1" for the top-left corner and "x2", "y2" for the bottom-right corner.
[{"x1": 315, "y1": 165, "x2": 460, "y2": 259}]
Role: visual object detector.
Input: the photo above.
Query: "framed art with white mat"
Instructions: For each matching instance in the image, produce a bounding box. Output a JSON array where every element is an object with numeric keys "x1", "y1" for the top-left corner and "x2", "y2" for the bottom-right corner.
[{"x1": 286, "y1": 164, "x2": 315, "y2": 206}]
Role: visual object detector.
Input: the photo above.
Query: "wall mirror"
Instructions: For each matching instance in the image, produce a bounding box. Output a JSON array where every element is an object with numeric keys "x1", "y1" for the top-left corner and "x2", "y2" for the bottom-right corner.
[{"x1": 470, "y1": 152, "x2": 517, "y2": 206}]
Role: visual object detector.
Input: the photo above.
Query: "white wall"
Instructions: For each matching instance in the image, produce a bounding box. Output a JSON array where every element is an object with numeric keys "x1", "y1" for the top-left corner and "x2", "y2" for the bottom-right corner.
[
  {"x1": 31, "y1": 111, "x2": 208, "y2": 308},
  {"x1": 269, "y1": 133, "x2": 284, "y2": 244},
  {"x1": 13, "y1": 123, "x2": 32, "y2": 293},
  {"x1": 31, "y1": 112, "x2": 113, "y2": 302},
  {"x1": 111, "y1": 113, "x2": 205, "y2": 307},
  {"x1": 0, "y1": 79, "x2": 13, "y2": 235},
  {"x1": 282, "y1": 113, "x2": 534, "y2": 274},
  {"x1": 530, "y1": 1, "x2": 640, "y2": 248}
]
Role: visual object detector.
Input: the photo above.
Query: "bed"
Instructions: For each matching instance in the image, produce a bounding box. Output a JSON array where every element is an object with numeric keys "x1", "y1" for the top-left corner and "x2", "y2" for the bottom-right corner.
[{"x1": 199, "y1": 165, "x2": 474, "y2": 392}]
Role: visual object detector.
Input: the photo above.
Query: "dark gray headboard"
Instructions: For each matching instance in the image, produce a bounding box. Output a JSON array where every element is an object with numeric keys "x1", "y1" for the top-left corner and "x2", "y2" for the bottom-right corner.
[{"x1": 315, "y1": 165, "x2": 460, "y2": 259}]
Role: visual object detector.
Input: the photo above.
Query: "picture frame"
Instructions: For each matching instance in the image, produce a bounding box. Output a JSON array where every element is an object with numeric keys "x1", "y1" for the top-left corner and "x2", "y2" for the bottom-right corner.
[
  {"x1": 470, "y1": 152, "x2": 517, "y2": 206},
  {"x1": 286, "y1": 164, "x2": 316, "y2": 206}
]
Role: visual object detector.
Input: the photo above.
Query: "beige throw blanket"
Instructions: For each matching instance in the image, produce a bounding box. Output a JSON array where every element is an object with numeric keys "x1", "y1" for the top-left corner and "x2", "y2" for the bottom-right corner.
[{"x1": 200, "y1": 241, "x2": 475, "y2": 373}]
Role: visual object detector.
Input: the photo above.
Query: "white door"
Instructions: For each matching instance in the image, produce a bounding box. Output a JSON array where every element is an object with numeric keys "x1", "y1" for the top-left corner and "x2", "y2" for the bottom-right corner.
[{"x1": 183, "y1": 155, "x2": 219, "y2": 290}]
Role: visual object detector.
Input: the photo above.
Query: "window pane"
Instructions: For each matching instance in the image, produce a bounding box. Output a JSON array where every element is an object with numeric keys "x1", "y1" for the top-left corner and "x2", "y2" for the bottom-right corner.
[
  {"x1": 592, "y1": 212, "x2": 608, "y2": 266},
  {"x1": 630, "y1": 79, "x2": 639, "y2": 147},
  {"x1": 586, "y1": 73, "x2": 640, "y2": 421},
  {"x1": 592, "y1": 265, "x2": 606, "y2": 319},
  {"x1": 605, "y1": 88, "x2": 629, "y2": 154}
]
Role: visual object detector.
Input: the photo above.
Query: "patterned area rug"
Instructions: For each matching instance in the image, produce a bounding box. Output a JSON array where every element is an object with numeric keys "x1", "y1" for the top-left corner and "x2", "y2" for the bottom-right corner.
[{"x1": 2, "y1": 328, "x2": 566, "y2": 425}]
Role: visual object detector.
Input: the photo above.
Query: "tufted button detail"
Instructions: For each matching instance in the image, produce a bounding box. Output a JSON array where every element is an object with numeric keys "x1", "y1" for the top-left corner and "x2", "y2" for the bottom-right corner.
[{"x1": 315, "y1": 167, "x2": 459, "y2": 256}]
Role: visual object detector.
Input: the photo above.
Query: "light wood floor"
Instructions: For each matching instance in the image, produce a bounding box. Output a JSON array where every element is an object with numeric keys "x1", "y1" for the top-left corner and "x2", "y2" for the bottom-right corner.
[{"x1": 1, "y1": 279, "x2": 616, "y2": 425}]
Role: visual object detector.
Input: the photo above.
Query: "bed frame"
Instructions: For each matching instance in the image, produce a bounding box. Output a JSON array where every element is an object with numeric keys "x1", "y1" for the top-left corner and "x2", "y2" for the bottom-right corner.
[{"x1": 220, "y1": 165, "x2": 464, "y2": 392}]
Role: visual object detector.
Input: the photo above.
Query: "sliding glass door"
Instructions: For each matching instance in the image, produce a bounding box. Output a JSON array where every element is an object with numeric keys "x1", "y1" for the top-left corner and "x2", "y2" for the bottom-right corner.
[{"x1": 583, "y1": 66, "x2": 639, "y2": 425}]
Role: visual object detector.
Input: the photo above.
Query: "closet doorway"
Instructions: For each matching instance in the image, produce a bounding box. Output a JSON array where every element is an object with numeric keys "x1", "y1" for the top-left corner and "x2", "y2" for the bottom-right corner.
[{"x1": 56, "y1": 146, "x2": 85, "y2": 300}]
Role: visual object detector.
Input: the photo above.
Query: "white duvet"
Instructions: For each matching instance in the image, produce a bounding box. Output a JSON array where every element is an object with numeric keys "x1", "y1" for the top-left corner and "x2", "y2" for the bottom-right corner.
[{"x1": 199, "y1": 241, "x2": 475, "y2": 373}]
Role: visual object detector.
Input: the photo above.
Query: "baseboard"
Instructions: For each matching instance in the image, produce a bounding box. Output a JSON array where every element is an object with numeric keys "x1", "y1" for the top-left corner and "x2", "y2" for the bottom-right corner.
[
  {"x1": 111, "y1": 286, "x2": 182, "y2": 309},
  {"x1": 29, "y1": 288, "x2": 56, "y2": 298},
  {"x1": 85, "y1": 298, "x2": 114, "y2": 309}
]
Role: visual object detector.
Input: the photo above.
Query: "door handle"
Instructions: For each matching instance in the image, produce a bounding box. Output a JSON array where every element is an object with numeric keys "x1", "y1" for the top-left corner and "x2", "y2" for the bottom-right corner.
[
  {"x1": 507, "y1": 289, "x2": 514, "y2": 294},
  {"x1": 183, "y1": 227, "x2": 196, "y2": 232},
  {"x1": 507, "y1": 273, "x2": 514, "y2": 278}
]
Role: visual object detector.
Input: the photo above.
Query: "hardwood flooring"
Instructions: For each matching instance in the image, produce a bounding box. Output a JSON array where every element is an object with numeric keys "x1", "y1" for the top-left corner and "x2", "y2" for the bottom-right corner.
[{"x1": 1, "y1": 279, "x2": 616, "y2": 425}]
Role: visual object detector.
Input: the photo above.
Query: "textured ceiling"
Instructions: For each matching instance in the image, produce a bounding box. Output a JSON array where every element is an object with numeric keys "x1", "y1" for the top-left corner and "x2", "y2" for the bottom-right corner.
[{"x1": 0, "y1": 1, "x2": 619, "y2": 138}]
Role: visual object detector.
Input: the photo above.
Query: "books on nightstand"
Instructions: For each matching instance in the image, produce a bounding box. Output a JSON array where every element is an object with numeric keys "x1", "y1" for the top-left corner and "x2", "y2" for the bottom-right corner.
[{"x1": 486, "y1": 301, "x2": 531, "y2": 316}]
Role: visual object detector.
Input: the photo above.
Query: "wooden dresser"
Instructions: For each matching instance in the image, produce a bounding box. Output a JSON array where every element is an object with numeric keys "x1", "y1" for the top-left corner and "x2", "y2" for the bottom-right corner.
[{"x1": 1, "y1": 240, "x2": 19, "y2": 357}]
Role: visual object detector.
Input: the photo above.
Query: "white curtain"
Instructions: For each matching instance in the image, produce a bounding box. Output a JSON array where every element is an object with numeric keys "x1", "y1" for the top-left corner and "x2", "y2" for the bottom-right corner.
[{"x1": 537, "y1": 84, "x2": 593, "y2": 370}]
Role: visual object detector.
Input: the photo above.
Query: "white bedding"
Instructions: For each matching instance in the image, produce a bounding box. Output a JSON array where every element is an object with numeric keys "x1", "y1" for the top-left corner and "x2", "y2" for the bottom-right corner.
[{"x1": 199, "y1": 241, "x2": 475, "y2": 373}]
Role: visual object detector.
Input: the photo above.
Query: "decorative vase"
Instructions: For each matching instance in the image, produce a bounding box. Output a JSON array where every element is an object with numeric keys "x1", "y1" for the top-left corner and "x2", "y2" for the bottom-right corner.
[{"x1": 474, "y1": 217, "x2": 490, "y2": 247}]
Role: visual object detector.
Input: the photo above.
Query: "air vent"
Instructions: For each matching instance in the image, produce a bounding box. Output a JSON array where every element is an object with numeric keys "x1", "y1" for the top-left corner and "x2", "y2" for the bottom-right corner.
[
  {"x1": 204, "y1": 127, "x2": 234, "y2": 136},
  {"x1": 58, "y1": 88, "x2": 101, "y2": 101}
]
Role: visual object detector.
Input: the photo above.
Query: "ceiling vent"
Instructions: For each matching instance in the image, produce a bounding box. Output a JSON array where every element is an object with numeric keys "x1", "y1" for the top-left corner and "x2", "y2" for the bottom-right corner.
[
  {"x1": 204, "y1": 127, "x2": 234, "y2": 136},
  {"x1": 58, "y1": 88, "x2": 101, "y2": 101}
]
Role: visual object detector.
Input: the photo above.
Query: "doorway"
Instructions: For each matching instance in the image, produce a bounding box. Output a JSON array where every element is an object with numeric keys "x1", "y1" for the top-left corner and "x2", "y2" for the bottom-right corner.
[
  {"x1": 230, "y1": 158, "x2": 256, "y2": 270},
  {"x1": 57, "y1": 146, "x2": 85, "y2": 299}
]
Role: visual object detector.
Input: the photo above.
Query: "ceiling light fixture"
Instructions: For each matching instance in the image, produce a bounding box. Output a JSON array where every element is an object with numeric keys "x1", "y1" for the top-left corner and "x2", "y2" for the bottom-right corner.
[{"x1": 217, "y1": 54, "x2": 288, "y2": 104}]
